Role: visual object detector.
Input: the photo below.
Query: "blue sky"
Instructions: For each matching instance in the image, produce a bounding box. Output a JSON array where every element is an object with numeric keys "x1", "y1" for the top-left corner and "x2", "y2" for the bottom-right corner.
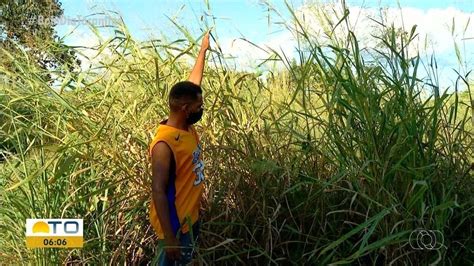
[
  {"x1": 56, "y1": 0, "x2": 474, "y2": 44},
  {"x1": 55, "y1": 0, "x2": 473, "y2": 90},
  {"x1": 56, "y1": 0, "x2": 294, "y2": 46}
]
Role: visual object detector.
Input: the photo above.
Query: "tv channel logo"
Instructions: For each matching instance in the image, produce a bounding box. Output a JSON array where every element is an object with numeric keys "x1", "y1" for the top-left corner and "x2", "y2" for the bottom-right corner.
[
  {"x1": 409, "y1": 229, "x2": 444, "y2": 250},
  {"x1": 25, "y1": 219, "x2": 83, "y2": 248}
]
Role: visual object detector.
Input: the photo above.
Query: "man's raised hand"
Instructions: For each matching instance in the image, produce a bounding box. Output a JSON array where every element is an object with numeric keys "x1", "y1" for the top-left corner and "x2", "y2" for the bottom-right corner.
[
  {"x1": 188, "y1": 30, "x2": 211, "y2": 86},
  {"x1": 200, "y1": 30, "x2": 210, "y2": 52}
]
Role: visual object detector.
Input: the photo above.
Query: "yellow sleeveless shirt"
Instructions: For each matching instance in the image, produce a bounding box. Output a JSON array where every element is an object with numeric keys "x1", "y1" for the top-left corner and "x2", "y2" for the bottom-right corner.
[{"x1": 148, "y1": 120, "x2": 205, "y2": 239}]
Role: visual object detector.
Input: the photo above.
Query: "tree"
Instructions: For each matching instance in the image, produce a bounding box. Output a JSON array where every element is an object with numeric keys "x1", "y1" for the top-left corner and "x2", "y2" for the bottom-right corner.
[
  {"x1": 0, "y1": 0, "x2": 80, "y2": 77},
  {"x1": 0, "y1": 0, "x2": 81, "y2": 160}
]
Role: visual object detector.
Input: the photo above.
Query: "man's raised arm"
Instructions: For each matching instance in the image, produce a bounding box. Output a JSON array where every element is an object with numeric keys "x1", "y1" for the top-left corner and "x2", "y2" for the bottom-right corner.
[{"x1": 188, "y1": 31, "x2": 210, "y2": 86}]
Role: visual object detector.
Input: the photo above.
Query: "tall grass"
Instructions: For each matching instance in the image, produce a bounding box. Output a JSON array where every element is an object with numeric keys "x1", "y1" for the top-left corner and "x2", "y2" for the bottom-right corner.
[{"x1": 1, "y1": 2, "x2": 472, "y2": 265}]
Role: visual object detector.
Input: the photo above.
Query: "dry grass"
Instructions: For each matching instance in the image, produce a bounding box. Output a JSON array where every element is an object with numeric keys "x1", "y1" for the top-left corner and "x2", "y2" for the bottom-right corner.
[{"x1": 0, "y1": 2, "x2": 472, "y2": 265}]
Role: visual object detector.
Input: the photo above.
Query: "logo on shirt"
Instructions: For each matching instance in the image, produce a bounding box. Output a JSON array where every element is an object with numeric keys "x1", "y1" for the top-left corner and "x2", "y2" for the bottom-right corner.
[
  {"x1": 192, "y1": 143, "x2": 205, "y2": 186},
  {"x1": 175, "y1": 134, "x2": 180, "y2": 141}
]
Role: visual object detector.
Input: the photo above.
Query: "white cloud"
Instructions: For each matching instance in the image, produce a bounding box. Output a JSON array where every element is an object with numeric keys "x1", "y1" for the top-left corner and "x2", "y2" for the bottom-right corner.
[
  {"x1": 61, "y1": 26, "x2": 114, "y2": 71},
  {"x1": 215, "y1": 3, "x2": 473, "y2": 88},
  {"x1": 295, "y1": 3, "x2": 473, "y2": 60},
  {"x1": 60, "y1": 2, "x2": 473, "y2": 89},
  {"x1": 217, "y1": 30, "x2": 297, "y2": 71}
]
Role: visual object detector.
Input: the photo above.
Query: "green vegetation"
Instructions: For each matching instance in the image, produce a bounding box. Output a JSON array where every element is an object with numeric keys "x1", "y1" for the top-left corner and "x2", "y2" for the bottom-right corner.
[
  {"x1": 0, "y1": 0, "x2": 80, "y2": 160},
  {"x1": 0, "y1": 2, "x2": 472, "y2": 265},
  {"x1": 0, "y1": 0, "x2": 80, "y2": 72}
]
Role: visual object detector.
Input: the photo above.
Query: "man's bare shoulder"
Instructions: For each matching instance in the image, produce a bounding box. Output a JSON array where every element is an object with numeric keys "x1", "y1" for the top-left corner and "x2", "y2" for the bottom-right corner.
[{"x1": 151, "y1": 141, "x2": 172, "y2": 160}]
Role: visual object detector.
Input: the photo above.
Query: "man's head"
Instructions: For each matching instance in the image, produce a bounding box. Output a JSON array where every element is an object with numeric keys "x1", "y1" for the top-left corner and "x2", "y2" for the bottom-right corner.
[{"x1": 169, "y1": 81, "x2": 204, "y2": 125}]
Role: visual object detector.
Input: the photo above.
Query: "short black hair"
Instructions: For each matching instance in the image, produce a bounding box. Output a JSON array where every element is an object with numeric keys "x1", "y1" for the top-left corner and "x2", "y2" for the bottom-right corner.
[{"x1": 169, "y1": 81, "x2": 202, "y2": 112}]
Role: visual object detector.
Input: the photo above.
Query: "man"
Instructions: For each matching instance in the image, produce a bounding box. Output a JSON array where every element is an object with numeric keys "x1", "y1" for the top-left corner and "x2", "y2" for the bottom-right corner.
[{"x1": 149, "y1": 31, "x2": 210, "y2": 265}]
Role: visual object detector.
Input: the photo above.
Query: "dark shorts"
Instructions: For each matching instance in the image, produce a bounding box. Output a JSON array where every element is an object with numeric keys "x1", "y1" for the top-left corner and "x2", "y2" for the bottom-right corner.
[{"x1": 152, "y1": 220, "x2": 201, "y2": 266}]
